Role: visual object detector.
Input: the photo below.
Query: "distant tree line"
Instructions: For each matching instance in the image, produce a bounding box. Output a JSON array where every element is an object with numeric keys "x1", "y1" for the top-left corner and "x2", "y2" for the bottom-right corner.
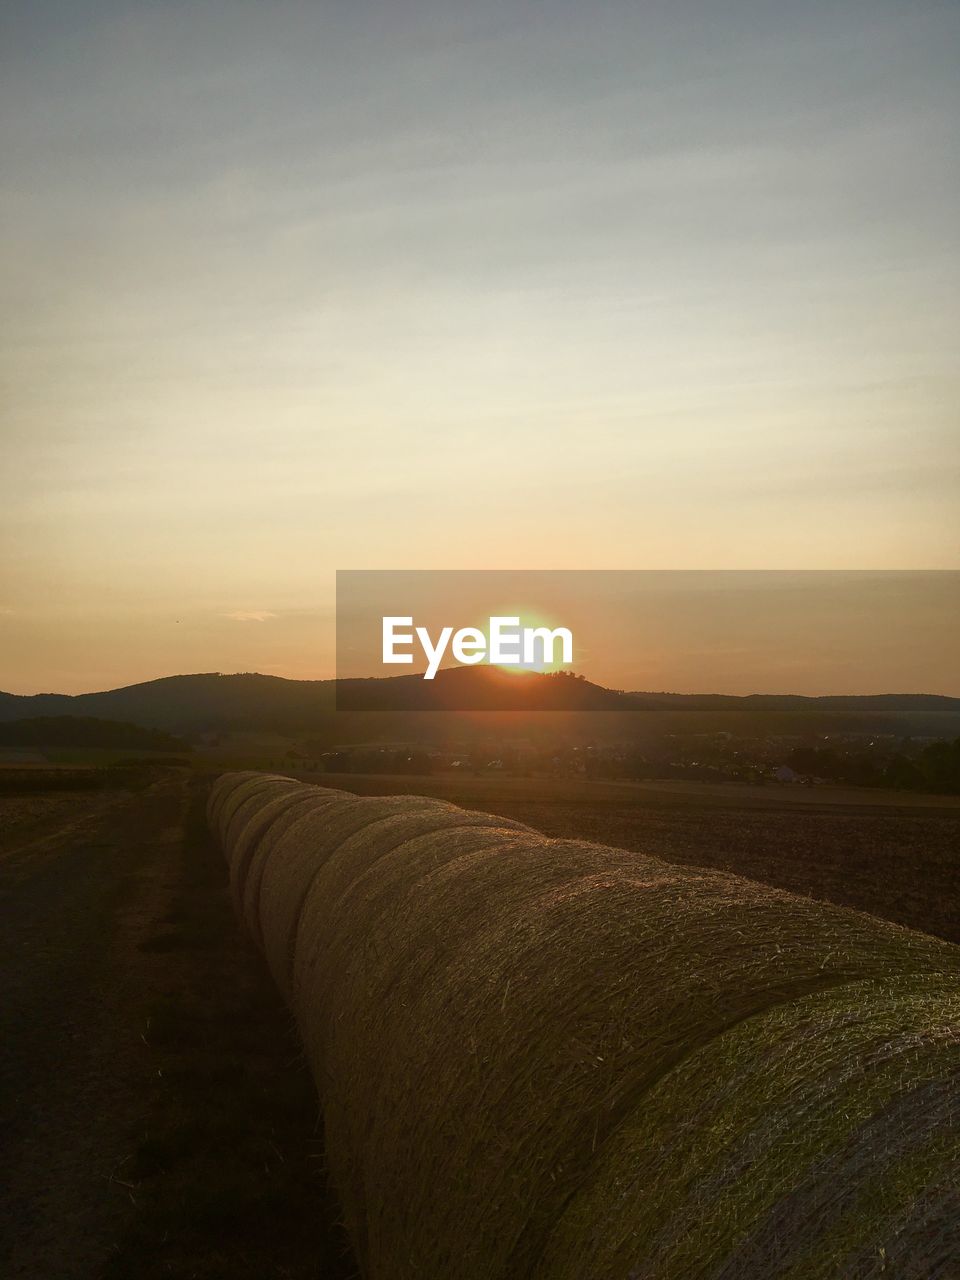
[
  {"x1": 322, "y1": 748, "x2": 434, "y2": 776},
  {"x1": 0, "y1": 716, "x2": 188, "y2": 753},
  {"x1": 787, "y1": 740, "x2": 960, "y2": 795}
]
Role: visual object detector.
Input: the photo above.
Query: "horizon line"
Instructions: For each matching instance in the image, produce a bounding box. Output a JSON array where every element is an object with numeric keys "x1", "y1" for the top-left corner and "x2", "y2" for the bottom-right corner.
[{"x1": 2, "y1": 669, "x2": 959, "y2": 703}]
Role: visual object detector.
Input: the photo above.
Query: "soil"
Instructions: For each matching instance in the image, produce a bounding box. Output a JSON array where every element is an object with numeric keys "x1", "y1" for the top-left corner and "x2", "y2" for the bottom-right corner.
[{"x1": 0, "y1": 772, "x2": 355, "y2": 1280}]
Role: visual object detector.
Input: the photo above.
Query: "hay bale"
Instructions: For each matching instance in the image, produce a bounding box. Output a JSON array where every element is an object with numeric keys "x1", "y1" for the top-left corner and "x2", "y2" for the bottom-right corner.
[
  {"x1": 213, "y1": 772, "x2": 296, "y2": 851},
  {"x1": 211, "y1": 778, "x2": 960, "y2": 1280},
  {"x1": 209, "y1": 769, "x2": 291, "y2": 835},
  {"x1": 310, "y1": 837, "x2": 667, "y2": 1268},
  {"x1": 206, "y1": 769, "x2": 263, "y2": 833},
  {"x1": 292, "y1": 805, "x2": 535, "y2": 1010},
  {"x1": 531, "y1": 974, "x2": 960, "y2": 1280},
  {"x1": 227, "y1": 783, "x2": 349, "y2": 920},
  {"x1": 293, "y1": 823, "x2": 547, "y2": 1072},
  {"x1": 308, "y1": 838, "x2": 960, "y2": 1280},
  {"x1": 221, "y1": 777, "x2": 310, "y2": 874},
  {"x1": 239, "y1": 789, "x2": 357, "y2": 948},
  {"x1": 257, "y1": 794, "x2": 451, "y2": 1002}
]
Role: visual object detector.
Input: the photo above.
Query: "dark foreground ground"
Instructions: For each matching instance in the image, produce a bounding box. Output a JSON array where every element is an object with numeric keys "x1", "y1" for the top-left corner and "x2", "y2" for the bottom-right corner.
[
  {"x1": 1, "y1": 768, "x2": 958, "y2": 1279},
  {"x1": 0, "y1": 772, "x2": 355, "y2": 1280}
]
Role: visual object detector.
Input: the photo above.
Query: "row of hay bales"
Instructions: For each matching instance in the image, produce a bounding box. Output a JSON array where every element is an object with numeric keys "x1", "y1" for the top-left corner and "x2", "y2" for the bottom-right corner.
[{"x1": 208, "y1": 771, "x2": 960, "y2": 1280}]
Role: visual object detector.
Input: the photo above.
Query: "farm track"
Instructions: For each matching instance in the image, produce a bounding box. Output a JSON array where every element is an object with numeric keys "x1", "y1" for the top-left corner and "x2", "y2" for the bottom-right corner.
[
  {"x1": 0, "y1": 791, "x2": 130, "y2": 870},
  {"x1": 0, "y1": 775, "x2": 352, "y2": 1280},
  {"x1": 0, "y1": 777, "x2": 187, "y2": 1278}
]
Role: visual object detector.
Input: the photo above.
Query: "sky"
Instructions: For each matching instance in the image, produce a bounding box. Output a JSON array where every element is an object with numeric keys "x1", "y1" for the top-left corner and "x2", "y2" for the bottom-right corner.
[
  {"x1": 336, "y1": 570, "x2": 960, "y2": 695},
  {"x1": 1, "y1": 1, "x2": 958, "y2": 694}
]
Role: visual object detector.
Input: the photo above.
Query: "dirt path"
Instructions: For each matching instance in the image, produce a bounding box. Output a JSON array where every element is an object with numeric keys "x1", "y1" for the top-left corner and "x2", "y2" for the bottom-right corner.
[
  {"x1": 0, "y1": 775, "x2": 354, "y2": 1280},
  {"x1": 0, "y1": 790, "x2": 128, "y2": 869},
  {"x1": 0, "y1": 777, "x2": 187, "y2": 1279}
]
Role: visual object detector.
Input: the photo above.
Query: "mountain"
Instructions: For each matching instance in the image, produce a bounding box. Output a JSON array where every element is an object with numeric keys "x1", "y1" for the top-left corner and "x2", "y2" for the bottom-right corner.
[
  {"x1": 1, "y1": 670, "x2": 959, "y2": 740},
  {"x1": 0, "y1": 673, "x2": 334, "y2": 733}
]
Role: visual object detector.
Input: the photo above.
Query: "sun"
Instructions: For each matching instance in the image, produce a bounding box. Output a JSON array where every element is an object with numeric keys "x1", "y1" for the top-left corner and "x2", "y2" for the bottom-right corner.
[{"x1": 475, "y1": 607, "x2": 571, "y2": 675}]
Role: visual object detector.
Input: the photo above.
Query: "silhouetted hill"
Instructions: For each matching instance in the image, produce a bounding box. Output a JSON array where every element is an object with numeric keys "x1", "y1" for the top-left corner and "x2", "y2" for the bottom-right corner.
[
  {"x1": 1, "y1": 670, "x2": 958, "y2": 740},
  {"x1": 336, "y1": 666, "x2": 624, "y2": 712},
  {"x1": 0, "y1": 673, "x2": 335, "y2": 733}
]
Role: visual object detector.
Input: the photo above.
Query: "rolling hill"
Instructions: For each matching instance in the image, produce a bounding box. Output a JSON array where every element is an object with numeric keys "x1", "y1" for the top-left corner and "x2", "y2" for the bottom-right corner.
[{"x1": 1, "y1": 670, "x2": 958, "y2": 740}]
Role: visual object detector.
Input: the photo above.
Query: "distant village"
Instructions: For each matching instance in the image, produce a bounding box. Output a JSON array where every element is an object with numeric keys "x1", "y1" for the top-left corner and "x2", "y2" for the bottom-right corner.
[{"x1": 291, "y1": 728, "x2": 960, "y2": 795}]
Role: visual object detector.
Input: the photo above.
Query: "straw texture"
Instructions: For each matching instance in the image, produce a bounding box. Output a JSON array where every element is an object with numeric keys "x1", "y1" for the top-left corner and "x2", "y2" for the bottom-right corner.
[
  {"x1": 292, "y1": 804, "x2": 535, "y2": 1011},
  {"x1": 228, "y1": 784, "x2": 347, "y2": 923},
  {"x1": 532, "y1": 975, "x2": 960, "y2": 1280},
  {"x1": 222, "y1": 778, "x2": 310, "y2": 880},
  {"x1": 257, "y1": 794, "x2": 452, "y2": 1000}
]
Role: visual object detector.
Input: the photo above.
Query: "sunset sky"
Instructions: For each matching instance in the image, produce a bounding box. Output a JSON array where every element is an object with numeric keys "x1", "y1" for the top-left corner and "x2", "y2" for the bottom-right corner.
[{"x1": 1, "y1": 2, "x2": 958, "y2": 694}]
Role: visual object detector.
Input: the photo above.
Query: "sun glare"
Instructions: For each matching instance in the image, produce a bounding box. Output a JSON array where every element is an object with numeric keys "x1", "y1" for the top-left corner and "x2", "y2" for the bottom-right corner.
[{"x1": 478, "y1": 608, "x2": 571, "y2": 675}]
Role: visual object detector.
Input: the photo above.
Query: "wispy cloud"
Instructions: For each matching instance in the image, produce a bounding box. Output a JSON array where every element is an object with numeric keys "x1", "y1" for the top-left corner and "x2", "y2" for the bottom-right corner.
[{"x1": 223, "y1": 610, "x2": 277, "y2": 622}]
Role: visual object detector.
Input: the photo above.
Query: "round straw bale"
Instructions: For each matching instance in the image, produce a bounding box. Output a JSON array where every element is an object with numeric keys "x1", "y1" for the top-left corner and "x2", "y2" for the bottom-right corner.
[
  {"x1": 531, "y1": 974, "x2": 960, "y2": 1280},
  {"x1": 313, "y1": 840, "x2": 960, "y2": 1280},
  {"x1": 214, "y1": 772, "x2": 297, "y2": 850},
  {"x1": 257, "y1": 795, "x2": 451, "y2": 1002},
  {"x1": 239, "y1": 790, "x2": 357, "y2": 949},
  {"x1": 227, "y1": 783, "x2": 349, "y2": 918},
  {"x1": 297, "y1": 828, "x2": 592, "y2": 1090},
  {"x1": 222, "y1": 777, "x2": 311, "y2": 873},
  {"x1": 292, "y1": 805, "x2": 535, "y2": 1011},
  {"x1": 206, "y1": 780, "x2": 960, "y2": 1279},
  {"x1": 304, "y1": 832, "x2": 664, "y2": 1078},
  {"x1": 311, "y1": 838, "x2": 673, "y2": 1269},
  {"x1": 210, "y1": 769, "x2": 289, "y2": 836},
  {"x1": 206, "y1": 770, "x2": 263, "y2": 834}
]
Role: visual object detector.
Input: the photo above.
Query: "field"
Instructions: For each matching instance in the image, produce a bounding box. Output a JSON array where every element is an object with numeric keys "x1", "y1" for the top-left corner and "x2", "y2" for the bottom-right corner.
[
  {"x1": 301, "y1": 771, "x2": 960, "y2": 946},
  {"x1": 1, "y1": 766, "x2": 958, "y2": 1277}
]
